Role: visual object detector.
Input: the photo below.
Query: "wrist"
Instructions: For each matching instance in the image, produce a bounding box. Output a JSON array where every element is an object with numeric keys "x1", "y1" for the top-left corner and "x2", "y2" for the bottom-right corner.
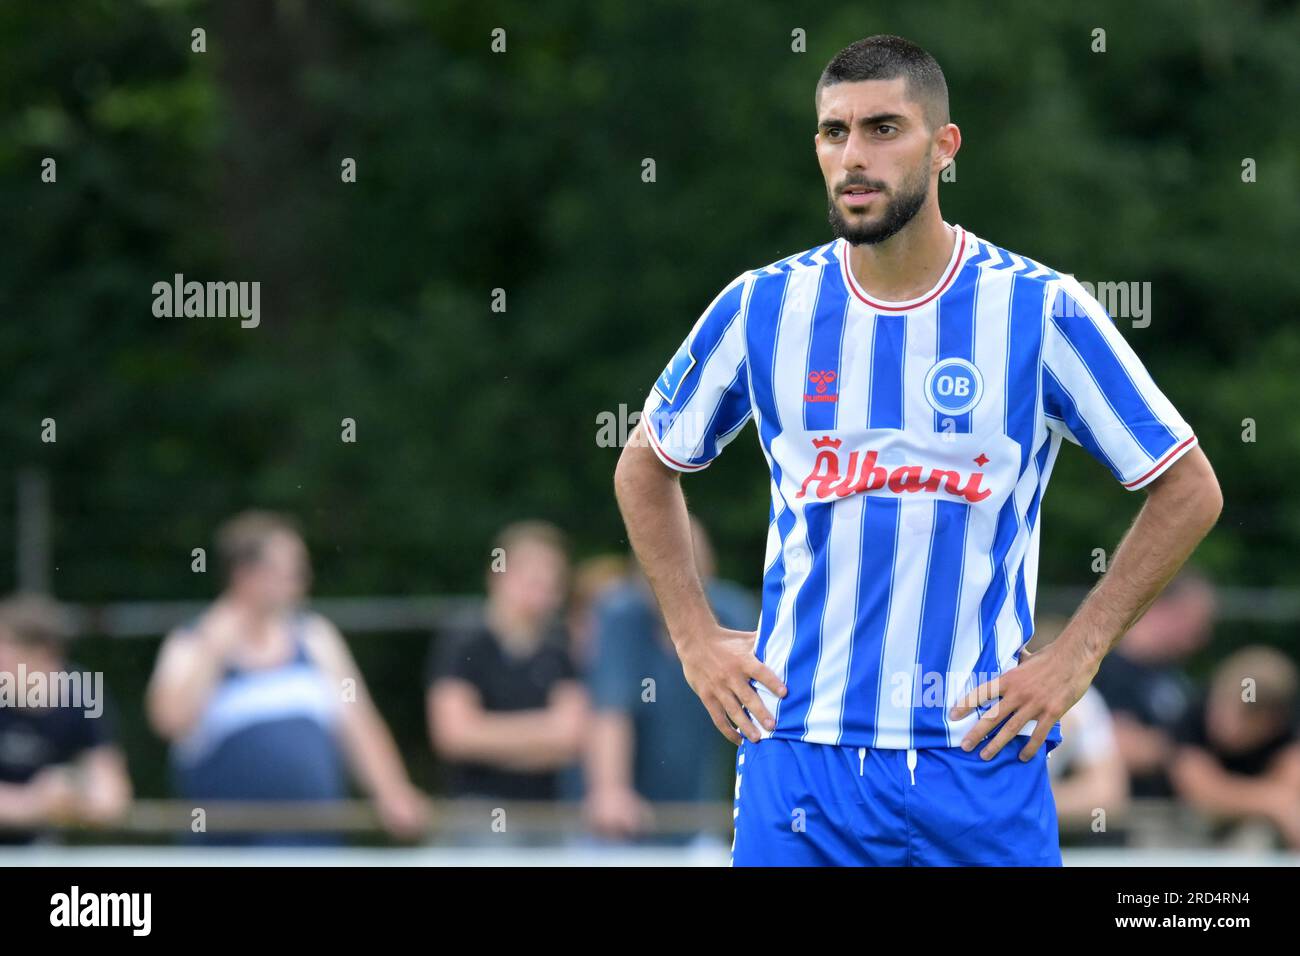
[
  {"x1": 665, "y1": 610, "x2": 716, "y2": 653},
  {"x1": 1055, "y1": 622, "x2": 1110, "y2": 675}
]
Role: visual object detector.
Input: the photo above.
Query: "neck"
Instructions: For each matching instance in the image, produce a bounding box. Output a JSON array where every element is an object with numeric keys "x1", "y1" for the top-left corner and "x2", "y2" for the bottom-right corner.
[
  {"x1": 846, "y1": 204, "x2": 953, "y2": 302},
  {"x1": 227, "y1": 595, "x2": 285, "y2": 639},
  {"x1": 487, "y1": 601, "x2": 542, "y2": 654}
]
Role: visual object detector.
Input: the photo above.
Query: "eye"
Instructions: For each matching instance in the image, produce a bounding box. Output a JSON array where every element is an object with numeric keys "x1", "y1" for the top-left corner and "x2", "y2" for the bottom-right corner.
[
  {"x1": 875, "y1": 124, "x2": 898, "y2": 135},
  {"x1": 823, "y1": 126, "x2": 846, "y2": 140}
]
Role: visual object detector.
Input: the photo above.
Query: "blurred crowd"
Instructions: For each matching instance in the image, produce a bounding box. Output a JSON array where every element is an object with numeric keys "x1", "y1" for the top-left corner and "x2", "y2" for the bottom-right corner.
[{"x1": 1, "y1": 511, "x2": 1298, "y2": 852}]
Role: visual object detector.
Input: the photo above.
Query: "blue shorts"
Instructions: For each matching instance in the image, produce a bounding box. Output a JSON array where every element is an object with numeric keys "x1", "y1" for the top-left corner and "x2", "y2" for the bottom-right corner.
[{"x1": 731, "y1": 737, "x2": 1061, "y2": 866}]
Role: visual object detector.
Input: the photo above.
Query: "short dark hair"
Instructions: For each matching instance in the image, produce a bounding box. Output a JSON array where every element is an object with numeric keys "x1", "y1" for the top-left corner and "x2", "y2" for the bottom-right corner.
[
  {"x1": 216, "y1": 510, "x2": 302, "y2": 579},
  {"x1": 815, "y1": 35, "x2": 949, "y2": 129}
]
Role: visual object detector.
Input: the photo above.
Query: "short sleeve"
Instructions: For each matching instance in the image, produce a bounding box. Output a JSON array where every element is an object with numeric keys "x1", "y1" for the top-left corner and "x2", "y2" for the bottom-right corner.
[
  {"x1": 425, "y1": 628, "x2": 481, "y2": 691},
  {"x1": 641, "y1": 272, "x2": 753, "y2": 472},
  {"x1": 55, "y1": 664, "x2": 117, "y2": 757},
  {"x1": 61, "y1": 689, "x2": 118, "y2": 759},
  {"x1": 1041, "y1": 276, "x2": 1197, "y2": 490}
]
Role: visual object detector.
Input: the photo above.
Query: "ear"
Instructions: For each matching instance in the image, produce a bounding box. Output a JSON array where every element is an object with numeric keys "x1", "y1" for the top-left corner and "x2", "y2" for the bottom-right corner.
[{"x1": 934, "y1": 122, "x2": 961, "y2": 173}]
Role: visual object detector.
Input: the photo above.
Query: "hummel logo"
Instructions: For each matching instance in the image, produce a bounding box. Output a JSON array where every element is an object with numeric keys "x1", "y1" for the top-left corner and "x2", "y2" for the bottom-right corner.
[{"x1": 805, "y1": 370, "x2": 838, "y2": 403}]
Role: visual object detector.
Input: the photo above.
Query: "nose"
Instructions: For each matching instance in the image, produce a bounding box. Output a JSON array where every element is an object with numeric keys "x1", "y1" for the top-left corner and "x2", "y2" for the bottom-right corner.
[{"x1": 839, "y1": 125, "x2": 874, "y2": 174}]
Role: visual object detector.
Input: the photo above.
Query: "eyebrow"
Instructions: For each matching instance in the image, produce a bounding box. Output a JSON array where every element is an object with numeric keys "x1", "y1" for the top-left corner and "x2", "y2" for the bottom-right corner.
[{"x1": 818, "y1": 113, "x2": 906, "y2": 131}]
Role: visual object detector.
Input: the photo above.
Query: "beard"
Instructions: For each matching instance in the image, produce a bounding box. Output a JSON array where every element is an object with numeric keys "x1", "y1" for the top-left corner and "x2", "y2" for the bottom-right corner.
[{"x1": 827, "y1": 162, "x2": 930, "y2": 246}]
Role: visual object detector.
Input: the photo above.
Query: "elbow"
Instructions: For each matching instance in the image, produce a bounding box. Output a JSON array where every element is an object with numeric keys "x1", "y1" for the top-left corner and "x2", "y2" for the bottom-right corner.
[
  {"x1": 1191, "y1": 471, "x2": 1224, "y2": 536},
  {"x1": 1204, "y1": 475, "x2": 1224, "y2": 527},
  {"x1": 427, "y1": 701, "x2": 469, "y2": 761},
  {"x1": 1154, "y1": 448, "x2": 1223, "y2": 534},
  {"x1": 431, "y1": 730, "x2": 464, "y2": 762}
]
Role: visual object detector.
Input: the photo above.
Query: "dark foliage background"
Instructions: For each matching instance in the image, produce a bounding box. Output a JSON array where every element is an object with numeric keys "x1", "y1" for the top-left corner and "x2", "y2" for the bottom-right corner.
[{"x1": 1, "y1": 0, "x2": 1296, "y2": 797}]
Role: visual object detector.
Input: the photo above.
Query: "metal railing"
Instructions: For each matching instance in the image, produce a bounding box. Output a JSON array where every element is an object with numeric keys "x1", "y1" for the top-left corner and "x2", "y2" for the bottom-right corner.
[{"x1": 0, "y1": 797, "x2": 1272, "y2": 849}]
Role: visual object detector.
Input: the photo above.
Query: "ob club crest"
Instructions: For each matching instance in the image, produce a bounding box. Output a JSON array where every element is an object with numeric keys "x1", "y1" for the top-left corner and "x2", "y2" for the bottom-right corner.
[{"x1": 923, "y1": 358, "x2": 983, "y2": 416}]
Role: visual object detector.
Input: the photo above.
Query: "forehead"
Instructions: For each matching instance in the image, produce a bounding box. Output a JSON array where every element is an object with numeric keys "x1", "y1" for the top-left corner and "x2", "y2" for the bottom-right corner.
[
  {"x1": 817, "y1": 77, "x2": 919, "y2": 121},
  {"x1": 262, "y1": 531, "x2": 306, "y2": 560},
  {"x1": 509, "y1": 538, "x2": 565, "y2": 567}
]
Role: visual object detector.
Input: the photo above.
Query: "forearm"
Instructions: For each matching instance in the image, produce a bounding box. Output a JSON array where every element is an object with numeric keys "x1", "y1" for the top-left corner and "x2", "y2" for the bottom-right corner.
[
  {"x1": 1060, "y1": 451, "x2": 1221, "y2": 669},
  {"x1": 79, "y1": 750, "x2": 132, "y2": 824},
  {"x1": 613, "y1": 437, "x2": 715, "y2": 645},
  {"x1": 586, "y1": 712, "x2": 636, "y2": 794},
  {"x1": 1112, "y1": 719, "x2": 1174, "y2": 774},
  {"x1": 0, "y1": 783, "x2": 38, "y2": 826},
  {"x1": 1175, "y1": 759, "x2": 1287, "y2": 820},
  {"x1": 146, "y1": 643, "x2": 227, "y2": 738},
  {"x1": 440, "y1": 709, "x2": 577, "y2": 770},
  {"x1": 340, "y1": 704, "x2": 415, "y2": 799}
]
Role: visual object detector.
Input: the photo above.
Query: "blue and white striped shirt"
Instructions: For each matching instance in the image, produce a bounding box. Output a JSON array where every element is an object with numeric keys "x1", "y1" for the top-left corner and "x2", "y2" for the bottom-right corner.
[{"x1": 641, "y1": 225, "x2": 1197, "y2": 750}]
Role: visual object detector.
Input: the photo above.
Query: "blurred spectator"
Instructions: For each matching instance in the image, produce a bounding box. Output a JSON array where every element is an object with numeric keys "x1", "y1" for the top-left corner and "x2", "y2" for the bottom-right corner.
[
  {"x1": 1092, "y1": 569, "x2": 1216, "y2": 797},
  {"x1": 0, "y1": 594, "x2": 131, "y2": 844},
  {"x1": 583, "y1": 517, "x2": 757, "y2": 844},
  {"x1": 566, "y1": 553, "x2": 630, "y2": 669},
  {"x1": 1051, "y1": 686, "x2": 1129, "y2": 827},
  {"x1": 1038, "y1": 615, "x2": 1129, "y2": 832},
  {"x1": 146, "y1": 511, "x2": 427, "y2": 845},
  {"x1": 425, "y1": 521, "x2": 587, "y2": 801},
  {"x1": 1170, "y1": 646, "x2": 1300, "y2": 850}
]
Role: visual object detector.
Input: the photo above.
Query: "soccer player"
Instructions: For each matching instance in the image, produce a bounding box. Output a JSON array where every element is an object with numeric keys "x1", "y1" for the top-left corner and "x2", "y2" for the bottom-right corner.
[{"x1": 613, "y1": 35, "x2": 1223, "y2": 866}]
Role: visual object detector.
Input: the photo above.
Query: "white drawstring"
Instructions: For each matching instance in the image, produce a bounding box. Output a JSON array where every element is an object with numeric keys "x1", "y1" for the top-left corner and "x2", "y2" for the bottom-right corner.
[
  {"x1": 906, "y1": 748, "x2": 918, "y2": 786},
  {"x1": 858, "y1": 747, "x2": 866, "y2": 776}
]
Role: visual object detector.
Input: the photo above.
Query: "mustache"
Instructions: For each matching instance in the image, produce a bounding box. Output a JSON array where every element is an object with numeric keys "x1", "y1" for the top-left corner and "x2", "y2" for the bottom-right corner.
[{"x1": 838, "y1": 178, "x2": 889, "y2": 194}]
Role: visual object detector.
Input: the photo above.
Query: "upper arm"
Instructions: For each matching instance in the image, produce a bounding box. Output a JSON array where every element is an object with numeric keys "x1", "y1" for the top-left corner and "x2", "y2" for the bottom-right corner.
[
  {"x1": 145, "y1": 627, "x2": 202, "y2": 733},
  {"x1": 148, "y1": 627, "x2": 197, "y2": 688},
  {"x1": 1041, "y1": 277, "x2": 1197, "y2": 491},
  {"x1": 424, "y1": 629, "x2": 486, "y2": 735},
  {"x1": 301, "y1": 615, "x2": 370, "y2": 710},
  {"x1": 639, "y1": 272, "x2": 754, "y2": 472},
  {"x1": 427, "y1": 678, "x2": 485, "y2": 754}
]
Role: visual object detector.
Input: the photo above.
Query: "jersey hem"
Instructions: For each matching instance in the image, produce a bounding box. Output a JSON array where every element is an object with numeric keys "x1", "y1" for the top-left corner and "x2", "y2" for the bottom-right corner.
[
  {"x1": 1121, "y1": 433, "x2": 1198, "y2": 490},
  {"x1": 640, "y1": 415, "x2": 711, "y2": 473}
]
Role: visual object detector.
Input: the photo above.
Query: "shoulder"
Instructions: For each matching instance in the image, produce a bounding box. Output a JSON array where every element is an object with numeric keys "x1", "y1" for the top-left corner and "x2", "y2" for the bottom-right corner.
[
  {"x1": 964, "y1": 231, "x2": 1065, "y2": 285},
  {"x1": 297, "y1": 611, "x2": 356, "y2": 673},
  {"x1": 746, "y1": 239, "x2": 844, "y2": 280},
  {"x1": 298, "y1": 610, "x2": 342, "y2": 645},
  {"x1": 962, "y1": 231, "x2": 1092, "y2": 317},
  {"x1": 728, "y1": 240, "x2": 844, "y2": 327}
]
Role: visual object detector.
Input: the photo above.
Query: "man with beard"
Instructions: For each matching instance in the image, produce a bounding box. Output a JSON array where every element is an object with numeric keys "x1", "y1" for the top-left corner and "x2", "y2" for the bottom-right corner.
[{"x1": 614, "y1": 35, "x2": 1222, "y2": 865}]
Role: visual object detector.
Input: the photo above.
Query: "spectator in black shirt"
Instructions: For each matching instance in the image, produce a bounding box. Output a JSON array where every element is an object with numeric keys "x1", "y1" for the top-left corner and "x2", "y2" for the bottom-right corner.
[
  {"x1": 0, "y1": 594, "x2": 131, "y2": 844},
  {"x1": 1171, "y1": 646, "x2": 1300, "y2": 850},
  {"x1": 1093, "y1": 569, "x2": 1216, "y2": 797},
  {"x1": 426, "y1": 522, "x2": 587, "y2": 802}
]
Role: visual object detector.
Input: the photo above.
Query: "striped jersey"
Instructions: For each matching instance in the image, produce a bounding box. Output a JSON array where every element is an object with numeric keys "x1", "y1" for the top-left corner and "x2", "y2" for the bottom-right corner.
[{"x1": 640, "y1": 224, "x2": 1197, "y2": 751}]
